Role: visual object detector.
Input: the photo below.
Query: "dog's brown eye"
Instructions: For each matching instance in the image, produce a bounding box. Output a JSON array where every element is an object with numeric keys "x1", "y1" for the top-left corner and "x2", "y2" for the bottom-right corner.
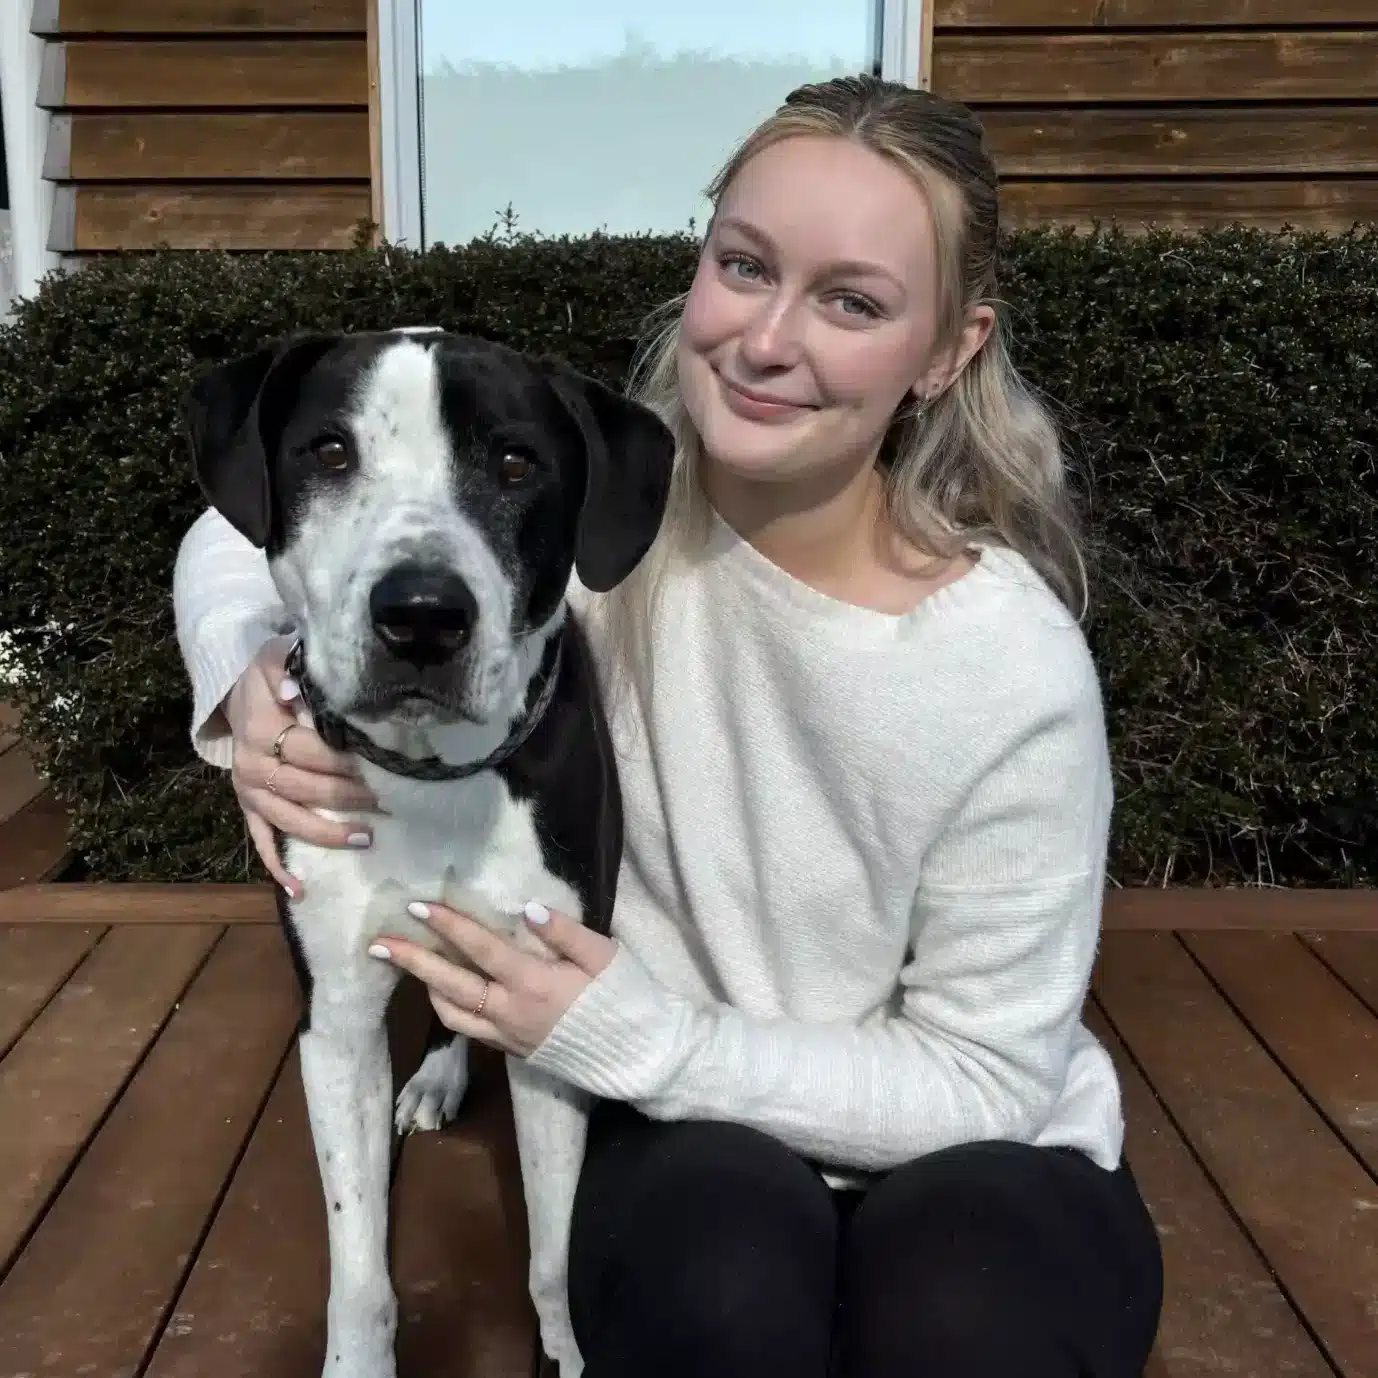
[
  {"x1": 499, "y1": 450, "x2": 534, "y2": 485},
  {"x1": 313, "y1": 437, "x2": 350, "y2": 471}
]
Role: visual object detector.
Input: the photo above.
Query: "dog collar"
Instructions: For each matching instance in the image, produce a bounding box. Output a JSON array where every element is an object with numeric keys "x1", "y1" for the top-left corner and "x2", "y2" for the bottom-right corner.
[{"x1": 283, "y1": 633, "x2": 563, "y2": 782}]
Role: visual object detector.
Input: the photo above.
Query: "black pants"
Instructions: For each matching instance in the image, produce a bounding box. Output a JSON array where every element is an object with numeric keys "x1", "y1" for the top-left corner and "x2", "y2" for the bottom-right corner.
[{"x1": 567, "y1": 1099, "x2": 1164, "y2": 1378}]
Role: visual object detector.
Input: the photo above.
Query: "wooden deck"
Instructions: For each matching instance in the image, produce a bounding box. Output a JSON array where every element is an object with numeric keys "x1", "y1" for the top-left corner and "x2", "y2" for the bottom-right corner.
[
  {"x1": 0, "y1": 702, "x2": 71, "y2": 889},
  {"x1": 1, "y1": 883, "x2": 1375, "y2": 1378}
]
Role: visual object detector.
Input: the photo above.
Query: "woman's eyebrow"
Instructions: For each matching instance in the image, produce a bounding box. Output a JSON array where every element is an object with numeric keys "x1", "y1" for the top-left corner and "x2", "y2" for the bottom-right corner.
[{"x1": 714, "y1": 216, "x2": 775, "y2": 251}]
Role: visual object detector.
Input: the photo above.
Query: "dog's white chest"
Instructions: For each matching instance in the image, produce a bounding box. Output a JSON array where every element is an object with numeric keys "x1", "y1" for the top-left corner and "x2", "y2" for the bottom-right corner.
[{"x1": 283, "y1": 770, "x2": 581, "y2": 963}]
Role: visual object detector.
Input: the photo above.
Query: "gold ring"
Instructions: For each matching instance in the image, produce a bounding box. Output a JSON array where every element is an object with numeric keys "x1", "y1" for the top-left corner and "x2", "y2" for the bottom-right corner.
[
  {"x1": 272, "y1": 723, "x2": 297, "y2": 759},
  {"x1": 266, "y1": 764, "x2": 283, "y2": 795},
  {"x1": 472, "y1": 980, "x2": 491, "y2": 1019}
]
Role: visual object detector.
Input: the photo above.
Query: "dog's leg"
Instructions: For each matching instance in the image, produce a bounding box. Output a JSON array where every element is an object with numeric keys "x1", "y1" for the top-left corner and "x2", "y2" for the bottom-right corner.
[
  {"x1": 395, "y1": 1016, "x2": 469, "y2": 1134},
  {"x1": 298, "y1": 955, "x2": 401, "y2": 1378},
  {"x1": 507, "y1": 1057, "x2": 591, "y2": 1375}
]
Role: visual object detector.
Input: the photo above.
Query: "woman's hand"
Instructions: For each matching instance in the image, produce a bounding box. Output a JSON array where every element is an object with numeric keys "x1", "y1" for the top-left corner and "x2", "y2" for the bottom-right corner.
[
  {"x1": 370, "y1": 901, "x2": 618, "y2": 1057},
  {"x1": 224, "y1": 634, "x2": 381, "y2": 895}
]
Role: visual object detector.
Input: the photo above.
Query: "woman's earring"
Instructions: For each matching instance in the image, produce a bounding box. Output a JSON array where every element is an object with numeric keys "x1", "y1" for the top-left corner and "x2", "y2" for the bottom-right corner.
[{"x1": 892, "y1": 389, "x2": 936, "y2": 429}]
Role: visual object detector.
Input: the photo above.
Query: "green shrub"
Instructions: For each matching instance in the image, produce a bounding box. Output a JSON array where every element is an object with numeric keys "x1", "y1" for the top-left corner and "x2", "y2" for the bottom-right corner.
[{"x1": 0, "y1": 226, "x2": 1374, "y2": 886}]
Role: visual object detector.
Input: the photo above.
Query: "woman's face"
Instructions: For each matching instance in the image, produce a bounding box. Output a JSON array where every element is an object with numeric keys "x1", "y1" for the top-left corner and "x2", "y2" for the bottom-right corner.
[{"x1": 678, "y1": 134, "x2": 983, "y2": 487}]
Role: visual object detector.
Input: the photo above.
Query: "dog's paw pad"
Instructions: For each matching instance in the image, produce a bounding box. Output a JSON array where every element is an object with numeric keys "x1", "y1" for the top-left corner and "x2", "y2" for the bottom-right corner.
[{"x1": 394, "y1": 1042, "x2": 469, "y2": 1135}]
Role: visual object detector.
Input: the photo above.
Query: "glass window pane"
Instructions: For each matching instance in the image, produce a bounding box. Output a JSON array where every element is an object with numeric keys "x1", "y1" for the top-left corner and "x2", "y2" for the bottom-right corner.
[{"x1": 418, "y1": 1, "x2": 880, "y2": 246}]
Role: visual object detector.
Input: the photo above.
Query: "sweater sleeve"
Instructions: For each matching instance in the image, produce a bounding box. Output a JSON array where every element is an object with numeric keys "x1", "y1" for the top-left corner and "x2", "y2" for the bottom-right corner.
[
  {"x1": 526, "y1": 674, "x2": 1114, "y2": 1175},
  {"x1": 172, "y1": 508, "x2": 292, "y2": 768}
]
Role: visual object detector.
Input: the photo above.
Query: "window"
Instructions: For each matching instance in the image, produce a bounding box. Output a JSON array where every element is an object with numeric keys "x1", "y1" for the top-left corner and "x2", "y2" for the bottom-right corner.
[{"x1": 376, "y1": 1, "x2": 928, "y2": 249}]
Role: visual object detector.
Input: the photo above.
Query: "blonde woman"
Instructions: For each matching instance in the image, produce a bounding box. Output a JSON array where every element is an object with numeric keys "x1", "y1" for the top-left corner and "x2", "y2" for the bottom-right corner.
[{"x1": 174, "y1": 76, "x2": 1163, "y2": 1378}]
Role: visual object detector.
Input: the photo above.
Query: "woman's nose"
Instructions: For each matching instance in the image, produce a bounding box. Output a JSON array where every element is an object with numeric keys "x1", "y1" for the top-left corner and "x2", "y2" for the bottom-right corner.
[{"x1": 738, "y1": 296, "x2": 804, "y2": 370}]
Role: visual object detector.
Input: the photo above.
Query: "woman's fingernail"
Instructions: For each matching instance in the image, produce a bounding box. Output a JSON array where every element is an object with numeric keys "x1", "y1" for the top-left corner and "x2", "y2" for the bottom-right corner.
[
  {"x1": 282, "y1": 880, "x2": 299, "y2": 898},
  {"x1": 279, "y1": 677, "x2": 300, "y2": 701},
  {"x1": 524, "y1": 901, "x2": 550, "y2": 926},
  {"x1": 347, "y1": 832, "x2": 372, "y2": 848},
  {"x1": 407, "y1": 901, "x2": 430, "y2": 921},
  {"x1": 367, "y1": 943, "x2": 392, "y2": 961}
]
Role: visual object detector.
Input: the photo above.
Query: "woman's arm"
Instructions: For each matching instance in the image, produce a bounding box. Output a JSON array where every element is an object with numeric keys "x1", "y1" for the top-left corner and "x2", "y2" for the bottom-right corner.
[
  {"x1": 172, "y1": 508, "x2": 291, "y2": 766},
  {"x1": 172, "y1": 507, "x2": 376, "y2": 883},
  {"x1": 526, "y1": 688, "x2": 1116, "y2": 1174}
]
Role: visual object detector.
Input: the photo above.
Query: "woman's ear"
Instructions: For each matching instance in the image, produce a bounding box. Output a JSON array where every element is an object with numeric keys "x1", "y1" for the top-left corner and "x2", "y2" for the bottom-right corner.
[{"x1": 912, "y1": 304, "x2": 996, "y2": 402}]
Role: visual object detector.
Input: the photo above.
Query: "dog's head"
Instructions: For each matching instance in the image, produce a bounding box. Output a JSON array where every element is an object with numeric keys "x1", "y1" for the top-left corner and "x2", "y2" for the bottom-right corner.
[{"x1": 184, "y1": 328, "x2": 674, "y2": 728}]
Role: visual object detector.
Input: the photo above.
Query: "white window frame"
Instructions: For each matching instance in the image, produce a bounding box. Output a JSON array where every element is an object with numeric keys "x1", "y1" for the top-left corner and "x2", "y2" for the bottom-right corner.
[
  {"x1": 880, "y1": 0, "x2": 931, "y2": 90},
  {"x1": 0, "y1": 0, "x2": 58, "y2": 316},
  {"x1": 372, "y1": 0, "x2": 929, "y2": 248}
]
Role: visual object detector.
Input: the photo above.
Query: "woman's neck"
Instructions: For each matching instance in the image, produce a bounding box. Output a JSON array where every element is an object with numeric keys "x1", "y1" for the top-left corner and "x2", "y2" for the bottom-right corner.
[
  {"x1": 700, "y1": 452, "x2": 972, "y2": 616},
  {"x1": 702, "y1": 454, "x2": 886, "y2": 590}
]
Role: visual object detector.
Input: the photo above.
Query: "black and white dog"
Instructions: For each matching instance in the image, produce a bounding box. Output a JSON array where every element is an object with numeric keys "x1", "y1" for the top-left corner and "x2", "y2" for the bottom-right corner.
[{"x1": 183, "y1": 327, "x2": 673, "y2": 1377}]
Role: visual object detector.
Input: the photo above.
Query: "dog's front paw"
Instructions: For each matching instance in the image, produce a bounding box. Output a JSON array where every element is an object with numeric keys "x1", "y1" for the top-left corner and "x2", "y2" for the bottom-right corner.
[{"x1": 394, "y1": 1039, "x2": 469, "y2": 1134}]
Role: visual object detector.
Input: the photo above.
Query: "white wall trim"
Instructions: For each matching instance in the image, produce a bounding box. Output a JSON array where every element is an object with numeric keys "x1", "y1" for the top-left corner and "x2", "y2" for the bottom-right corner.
[
  {"x1": 375, "y1": 0, "x2": 424, "y2": 248},
  {"x1": 0, "y1": 0, "x2": 58, "y2": 314},
  {"x1": 880, "y1": 0, "x2": 929, "y2": 89}
]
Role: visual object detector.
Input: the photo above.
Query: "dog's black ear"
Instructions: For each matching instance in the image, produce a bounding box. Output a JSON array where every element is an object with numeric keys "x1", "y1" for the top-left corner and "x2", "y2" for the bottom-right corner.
[
  {"x1": 184, "y1": 334, "x2": 339, "y2": 547},
  {"x1": 546, "y1": 366, "x2": 675, "y2": 592}
]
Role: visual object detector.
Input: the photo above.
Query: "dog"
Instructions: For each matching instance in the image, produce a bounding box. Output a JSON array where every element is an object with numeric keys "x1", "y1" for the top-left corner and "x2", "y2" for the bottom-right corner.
[{"x1": 183, "y1": 326, "x2": 674, "y2": 1377}]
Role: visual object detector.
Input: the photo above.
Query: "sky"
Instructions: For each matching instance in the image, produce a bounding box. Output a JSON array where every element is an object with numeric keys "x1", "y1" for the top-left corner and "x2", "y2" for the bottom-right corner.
[{"x1": 420, "y1": 0, "x2": 878, "y2": 74}]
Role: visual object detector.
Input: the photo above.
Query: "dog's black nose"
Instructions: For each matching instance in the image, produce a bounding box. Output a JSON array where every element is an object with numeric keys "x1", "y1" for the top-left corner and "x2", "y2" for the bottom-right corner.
[{"x1": 369, "y1": 564, "x2": 477, "y2": 666}]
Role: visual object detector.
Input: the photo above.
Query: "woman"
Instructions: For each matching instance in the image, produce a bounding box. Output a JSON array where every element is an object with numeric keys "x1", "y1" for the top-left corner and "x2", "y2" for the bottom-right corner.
[{"x1": 173, "y1": 75, "x2": 1163, "y2": 1378}]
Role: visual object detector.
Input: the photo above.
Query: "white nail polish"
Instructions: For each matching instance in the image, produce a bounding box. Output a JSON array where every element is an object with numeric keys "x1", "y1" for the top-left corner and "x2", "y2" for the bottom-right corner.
[
  {"x1": 367, "y1": 944, "x2": 391, "y2": 960},
  {"x1": 407, "y1": 901, "x2": 430, "y2": 921},
  {"x1": 347, "y1": 832, "x2": 372, "y2": 848},
  {"x1": 279, "y1": 677, "x2": 300, "y2": 701},
  {"x1": 524, "y1": 901, "x2": 550, "y2": 925}
]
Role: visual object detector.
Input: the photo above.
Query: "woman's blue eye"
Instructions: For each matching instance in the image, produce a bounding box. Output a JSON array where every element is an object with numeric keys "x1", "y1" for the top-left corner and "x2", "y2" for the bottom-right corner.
[
  {"x1": 723, "y1": 255, "x2": 762, "y2": 280},
  {"x1": 718, "y1": 253, "x2": 880, "y2": 319},
  {"x1": 838, "y1": 293, "x2": 880, "y2": 318}
]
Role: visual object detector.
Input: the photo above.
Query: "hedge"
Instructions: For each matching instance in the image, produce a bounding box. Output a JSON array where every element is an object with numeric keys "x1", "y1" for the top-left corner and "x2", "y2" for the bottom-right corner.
[{"x1": 0, "y1": 225, "x2": 1374, "y2": 886}]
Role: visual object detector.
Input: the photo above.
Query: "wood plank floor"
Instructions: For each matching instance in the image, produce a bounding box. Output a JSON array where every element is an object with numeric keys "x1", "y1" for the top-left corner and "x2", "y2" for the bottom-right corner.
[
  {"x1": 0, "y1": 702, "x2": 71, "y2": 889},
  {"x1": 1, "y1": 887, "x2": 1375, "y2": 1378}
]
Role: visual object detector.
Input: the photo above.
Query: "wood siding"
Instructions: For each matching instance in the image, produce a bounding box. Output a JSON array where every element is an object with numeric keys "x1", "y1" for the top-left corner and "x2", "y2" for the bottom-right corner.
[
  {"x1": 931, "y1": 0, "x2": 1378, "y2": 231},
  {"x1": 25, "y1": 3, "x2": 1376, "y2": 249},
  {"x1": 33, "y1": 0, "x2": 372, "y2": 253}
]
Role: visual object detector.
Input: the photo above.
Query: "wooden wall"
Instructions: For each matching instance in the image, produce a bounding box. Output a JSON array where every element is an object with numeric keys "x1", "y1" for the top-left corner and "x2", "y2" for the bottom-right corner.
[
  {"x1": 25, "y1": 3, "x2": 1378, "y2": 248},
  {"x1": 32, "y1": 0, "x2": 374, "y2": 253},
  {"x1": 931, "y1": 1, "x2": 1378, "y2": 231}
]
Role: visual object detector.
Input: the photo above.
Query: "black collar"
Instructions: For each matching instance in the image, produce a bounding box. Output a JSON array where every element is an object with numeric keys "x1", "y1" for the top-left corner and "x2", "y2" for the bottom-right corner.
[{"x1": 284, "y1": 633, "x2": 563, "y2": 782}]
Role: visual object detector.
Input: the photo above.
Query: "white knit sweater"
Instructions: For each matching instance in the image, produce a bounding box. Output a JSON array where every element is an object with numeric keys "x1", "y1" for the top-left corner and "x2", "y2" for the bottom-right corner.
[{"x1": 173, "y1": 507, "x2": 1125, "y2": 1374}]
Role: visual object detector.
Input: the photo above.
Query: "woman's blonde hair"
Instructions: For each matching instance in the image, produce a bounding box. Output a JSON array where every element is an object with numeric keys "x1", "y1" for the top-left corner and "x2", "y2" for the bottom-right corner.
[{"x1": 600, "y1": 74, "x2": 1087, "y2": 712}]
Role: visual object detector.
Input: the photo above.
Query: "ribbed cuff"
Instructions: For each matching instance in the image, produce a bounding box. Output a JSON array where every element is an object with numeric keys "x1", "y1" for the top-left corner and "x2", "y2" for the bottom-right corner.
[
  {"x1": 185, "y1": 615, "x2": 285, "y2": 768},
  {"x1": 527, "y1": 945, "x2": 696, "y2": 1102}
]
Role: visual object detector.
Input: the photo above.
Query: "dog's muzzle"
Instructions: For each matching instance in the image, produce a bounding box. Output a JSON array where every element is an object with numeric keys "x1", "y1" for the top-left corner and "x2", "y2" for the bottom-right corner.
[{"x1": 284, "y1": 634, "x2": 563, "y2": 782}]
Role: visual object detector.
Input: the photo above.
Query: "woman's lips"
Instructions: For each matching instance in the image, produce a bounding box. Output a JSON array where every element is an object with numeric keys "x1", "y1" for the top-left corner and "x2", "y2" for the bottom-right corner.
[{"x1": 716, "y1": 373, "x2": 815, "y2": 423}]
